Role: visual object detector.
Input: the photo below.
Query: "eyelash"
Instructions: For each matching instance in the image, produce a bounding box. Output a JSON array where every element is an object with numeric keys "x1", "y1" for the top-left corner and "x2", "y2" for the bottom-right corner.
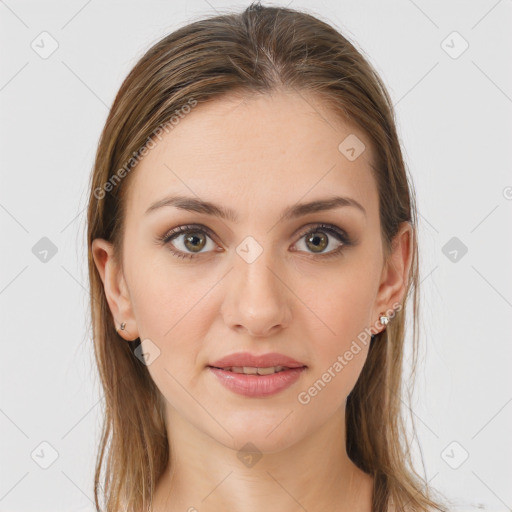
[{"x1": 157, "y1": 223, "x2": 352, "y2": 261}]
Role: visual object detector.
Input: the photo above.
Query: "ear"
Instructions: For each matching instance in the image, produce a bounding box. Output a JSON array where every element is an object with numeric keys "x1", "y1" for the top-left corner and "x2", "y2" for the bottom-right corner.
[
  {"x1": 91, "y1": 238, "x2": 139, "y2": 341},
  {"x1": 372, "y1": 221, "x2": 414, "y2": 333}
]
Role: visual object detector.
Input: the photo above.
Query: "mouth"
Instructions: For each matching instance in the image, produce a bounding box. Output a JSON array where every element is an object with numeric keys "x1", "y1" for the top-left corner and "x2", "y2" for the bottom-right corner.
[
  {"x1": 206, "y1": 365, "x2": 307, "y2": 398},
  {"x1": 206, "y1": 352, "x2": 307, "y2": 397},
  {"x1": 208, "y1": 351, "x2": 306, "y2": 371},
  {"x1": 207, "y1": 365, "x2": 304, "y2": 375}
]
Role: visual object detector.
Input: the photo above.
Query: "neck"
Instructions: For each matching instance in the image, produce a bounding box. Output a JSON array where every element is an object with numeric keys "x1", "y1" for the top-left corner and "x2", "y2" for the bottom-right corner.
[{"x1": 152, "y1": 406, "x2": 373, "y2": 512}]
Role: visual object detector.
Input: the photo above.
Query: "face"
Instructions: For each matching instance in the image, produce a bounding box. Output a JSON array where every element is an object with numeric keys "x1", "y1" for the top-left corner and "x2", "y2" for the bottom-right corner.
[{"x1": 93, "y1": 89, "x2": 410, "y2": 453}]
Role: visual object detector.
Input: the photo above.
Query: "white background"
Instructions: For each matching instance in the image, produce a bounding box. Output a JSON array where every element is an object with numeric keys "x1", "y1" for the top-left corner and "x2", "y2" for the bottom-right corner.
[{"x1": 1, "y1": 1, "x2": 511, "y2": 511}]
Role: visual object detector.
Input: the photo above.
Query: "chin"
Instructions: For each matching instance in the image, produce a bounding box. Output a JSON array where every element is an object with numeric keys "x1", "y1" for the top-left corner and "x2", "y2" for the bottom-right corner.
[{"x1": 210, "y1": 413, "x2": 307, "y2": 454}]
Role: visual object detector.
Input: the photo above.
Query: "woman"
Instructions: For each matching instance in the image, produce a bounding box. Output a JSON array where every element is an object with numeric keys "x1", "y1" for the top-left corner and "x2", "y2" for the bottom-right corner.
[{"x1": 87, "y1": 3, "x2": 448, "y2": 511}]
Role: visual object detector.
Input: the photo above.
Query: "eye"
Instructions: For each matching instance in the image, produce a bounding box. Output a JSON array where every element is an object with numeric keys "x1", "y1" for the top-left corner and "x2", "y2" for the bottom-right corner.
[
  {"x1": 159, "y1": 224, "x2": 218, "y2": 260},
  {"x1": 292, "y1": 223, "x2": 351, "y2": 258},
  {"x1": 158, "y1": 222, "x2": 352, "y2": 261}
]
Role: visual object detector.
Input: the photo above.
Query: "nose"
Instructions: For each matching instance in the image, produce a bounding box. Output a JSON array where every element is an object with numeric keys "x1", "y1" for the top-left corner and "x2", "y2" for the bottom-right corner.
[{"x1": 222, "y1": 248, "x2": 292, "y2": 338}]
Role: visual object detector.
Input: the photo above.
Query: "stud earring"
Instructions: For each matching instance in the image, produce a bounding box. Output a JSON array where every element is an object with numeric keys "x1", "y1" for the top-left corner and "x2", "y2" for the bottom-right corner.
[
  {"x1": 379, "y1": 313, "x2": 389, "y2": 326},
  {"x1": 371, "y1": 312, "x2": 390, "y2": 341},
  {"x1": 116, "y1": 322, "x2": 126, "y2": 333}
]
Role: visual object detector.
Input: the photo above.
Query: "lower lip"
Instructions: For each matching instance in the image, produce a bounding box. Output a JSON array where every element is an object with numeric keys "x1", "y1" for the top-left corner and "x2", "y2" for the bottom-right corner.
[{"x1": 207, "y1": 366, "x2": 307, "y2": 398}]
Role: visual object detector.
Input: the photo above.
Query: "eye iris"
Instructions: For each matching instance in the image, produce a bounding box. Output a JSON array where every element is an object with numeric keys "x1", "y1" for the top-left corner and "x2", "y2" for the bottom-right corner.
[
  {"x1": 184, "y1": 232, "x2": 206, "y2": 252},
  {"x1": 306, "y1": 231, "x2": 328, "y2": 253}
]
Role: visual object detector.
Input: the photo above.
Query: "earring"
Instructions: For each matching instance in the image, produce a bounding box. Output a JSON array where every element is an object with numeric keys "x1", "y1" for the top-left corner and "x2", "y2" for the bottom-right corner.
[
  {"x1": 371, "y1": 312, "x2": 390, "y2": 341},
  {"x1": 116, "y1": 322, "x2": 126, "y2": 332},
  {"x1": 379, "y1": 313, "x2": 389, "y2": 326}
]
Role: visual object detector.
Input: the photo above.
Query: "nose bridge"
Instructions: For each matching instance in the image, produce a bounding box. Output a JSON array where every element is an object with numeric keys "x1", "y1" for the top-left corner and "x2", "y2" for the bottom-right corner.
[{"x1": 223, "y1": 235, "x2": 291, "y2": 336}]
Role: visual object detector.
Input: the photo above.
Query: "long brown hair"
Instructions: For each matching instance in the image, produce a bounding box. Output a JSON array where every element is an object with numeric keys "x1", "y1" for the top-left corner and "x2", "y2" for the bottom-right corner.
[{"x1": 86, "y1": 3, "x2": 448, "y2": 511}]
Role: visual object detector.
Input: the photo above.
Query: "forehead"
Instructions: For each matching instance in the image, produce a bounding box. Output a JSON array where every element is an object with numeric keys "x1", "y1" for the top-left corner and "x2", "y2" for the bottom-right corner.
[{"x1": 125, "y1": 89, "x2": 378, "y2": 223}]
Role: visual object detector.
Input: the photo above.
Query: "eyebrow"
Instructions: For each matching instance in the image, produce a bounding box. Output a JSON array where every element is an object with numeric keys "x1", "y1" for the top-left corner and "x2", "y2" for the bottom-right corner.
[{"x1": 145, "y1": 194, "x2": 366, "y2": 221}]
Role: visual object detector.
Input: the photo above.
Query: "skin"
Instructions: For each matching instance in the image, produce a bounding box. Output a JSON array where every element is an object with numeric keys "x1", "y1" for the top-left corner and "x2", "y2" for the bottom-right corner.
[{"x1": 92, "y1": 88, "x2": 412, "y2": 512}]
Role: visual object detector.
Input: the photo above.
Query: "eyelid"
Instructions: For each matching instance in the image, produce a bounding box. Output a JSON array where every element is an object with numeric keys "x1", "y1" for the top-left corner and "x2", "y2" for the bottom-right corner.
[
  {"x1": 293, "y1": 222, "x2": 350, "y2": 242},
  {"x1": 159, "y1": 223, "x2": 218, "y2": 243},
  {"x1": 160, "y1": 223, "x2": 349, "y2": 243},
  {"x1": 158, "y1": 222, "x2": 352, "y2": 258}
]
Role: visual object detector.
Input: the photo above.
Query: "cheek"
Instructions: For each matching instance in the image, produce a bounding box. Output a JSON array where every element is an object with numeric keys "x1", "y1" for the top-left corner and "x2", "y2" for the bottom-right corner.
[
  {"x1": 128, "y1": 261, "x2": 216, "y2": 408},
  {"x1": 295, "y1": 266, "x2": 376, "y2": 397},
  {"x1": 300, "y1": 264, "x2": 377, "y2": 344},
  {"x1": 128, "y1": 252, "x2": 215, "y2": 339},
  {"x1": 124, "y1": 260, "x2": 218, "y2": 403},
  {"x1": 297, "y1": 289, "x2": 372, "y2": 413}
]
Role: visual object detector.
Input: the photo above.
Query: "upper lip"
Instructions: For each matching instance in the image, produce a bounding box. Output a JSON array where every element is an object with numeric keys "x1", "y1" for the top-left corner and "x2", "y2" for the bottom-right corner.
[{"x1": 209, "y1": 352, "x2": 306, "y2": 369}]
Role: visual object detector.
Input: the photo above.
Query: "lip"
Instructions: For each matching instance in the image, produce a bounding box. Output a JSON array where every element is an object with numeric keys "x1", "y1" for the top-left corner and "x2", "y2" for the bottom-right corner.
[
  {"x1": 207, "y1": 351, "x2": 307, "y2": 398},
  {"x1": 209, "y1": 351, "x2": 306, "y2": 369},
  {"x1": 207, "y1": 366, "x2": 307, "y2": 398}
]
